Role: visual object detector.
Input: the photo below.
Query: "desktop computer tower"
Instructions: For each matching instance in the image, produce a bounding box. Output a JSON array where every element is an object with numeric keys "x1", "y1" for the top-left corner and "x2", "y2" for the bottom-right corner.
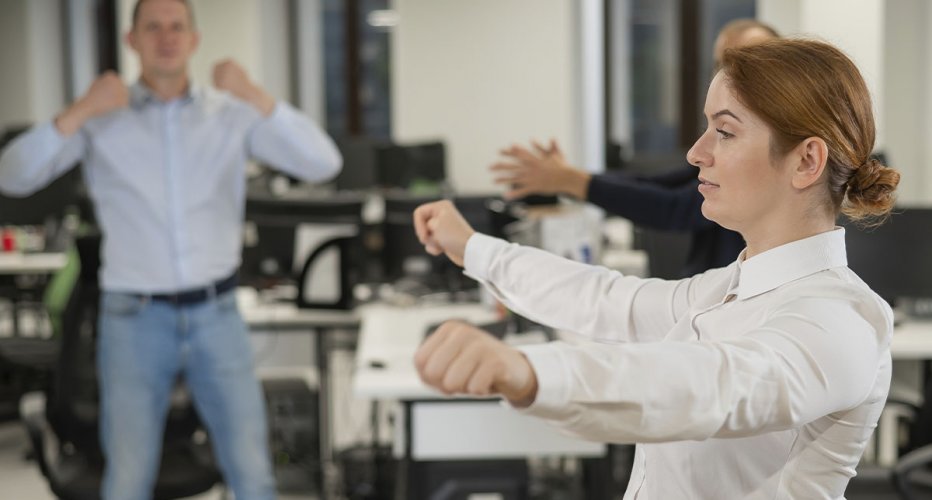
[{"x1": 262, "y1": 376, "x2": 320, "y2": 494}]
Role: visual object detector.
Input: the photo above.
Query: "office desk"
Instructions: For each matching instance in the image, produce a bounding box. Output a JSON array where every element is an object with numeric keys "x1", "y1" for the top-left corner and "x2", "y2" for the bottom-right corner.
[
  {"x1": 237, "y1": 288, "x2": 359, "y2": 498},
  {"x1": 0, "y1": 252, "x2": 67, "y2": 275},
  {"x1": 892, "y1": 320, "x2": 932, "y2": 360},
  {"x1": 872, "y1": 320, "x2": 932, "y2": 467},
  {"x1": 353, "y1": 302, "x2": 500, "y2": 401},
  {"x1": 354, "y1": 306, "x2": 932, "y2": 478},
  {"x1": 353, "y1": 302, "x2": 606, "y2": 498},
  {"x1": 0, "y1": 252, "x2": 67, "y2": 337}
]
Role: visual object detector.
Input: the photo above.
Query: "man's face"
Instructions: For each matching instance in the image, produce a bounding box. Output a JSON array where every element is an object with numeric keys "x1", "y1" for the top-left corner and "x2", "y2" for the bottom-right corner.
[{"x1": 126, "y1": 0, "x2": 198, "y2": 79}]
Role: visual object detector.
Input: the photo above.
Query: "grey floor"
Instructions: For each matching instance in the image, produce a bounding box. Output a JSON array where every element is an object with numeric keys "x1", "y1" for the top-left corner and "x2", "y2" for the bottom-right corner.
[{"x1": 0, "y1": 417, "x2": 315, "y2": 500}]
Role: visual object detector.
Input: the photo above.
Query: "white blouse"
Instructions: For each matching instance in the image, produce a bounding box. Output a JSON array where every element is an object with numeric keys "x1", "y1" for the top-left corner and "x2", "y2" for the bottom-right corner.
[{"x1": 464, "y1": 228, "x2": 892, "y2": 500}]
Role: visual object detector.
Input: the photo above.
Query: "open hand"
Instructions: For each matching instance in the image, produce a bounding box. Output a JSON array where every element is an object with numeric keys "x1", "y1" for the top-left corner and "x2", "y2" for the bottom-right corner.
[{"x1": 491, "y1": 139, "x2": 590, "y2": 200}]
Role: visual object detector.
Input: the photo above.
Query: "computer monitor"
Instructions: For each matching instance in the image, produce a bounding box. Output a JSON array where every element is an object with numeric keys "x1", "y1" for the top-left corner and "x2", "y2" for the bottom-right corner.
[
  {"x1": 376, "y1": 141, "x2": 446, "y2": 189},
  {"x1": 842, "y1": 207, "x2": 932, "y2": 305},
  {"x1": 0, "y1": 168, "x2": 85, "y2": 226},
  {"x1": 380, "y1": 194, "x2": 500, "y2": 289},
  {"x1": 332, "y1": 137, "x2": 378, "y2": 192},
  {"x1": 381, "y1": 195, "x2": 442, "y2": 282},
  {"x1": 241, "y1": 193, "x2": 364, "y2": 289}
]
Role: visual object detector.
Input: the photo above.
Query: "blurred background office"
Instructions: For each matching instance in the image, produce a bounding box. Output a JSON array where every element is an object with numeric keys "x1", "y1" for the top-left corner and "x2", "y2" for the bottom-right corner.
[
  {"x1": 3, "y1": 1, "x2": 932, "y2": 499},
  {"x1": 2, "y1": 0, "x2": 930, "y2": 197}
]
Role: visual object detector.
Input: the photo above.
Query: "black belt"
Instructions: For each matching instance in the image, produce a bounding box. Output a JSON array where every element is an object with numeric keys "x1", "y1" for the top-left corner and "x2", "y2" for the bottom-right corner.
[{"x1": 149, "y1": 272, "x2": 239, "y2": 305}]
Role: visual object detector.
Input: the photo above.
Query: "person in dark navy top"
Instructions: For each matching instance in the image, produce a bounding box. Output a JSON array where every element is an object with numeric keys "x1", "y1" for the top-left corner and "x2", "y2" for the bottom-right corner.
[{"x1": 491, "y1": 19, "x2": 779, "y2": 276}]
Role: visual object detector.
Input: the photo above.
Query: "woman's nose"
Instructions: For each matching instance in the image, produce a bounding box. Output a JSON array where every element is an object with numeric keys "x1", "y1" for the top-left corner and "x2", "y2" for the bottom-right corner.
[{"x1": 686, "y1": 134, "x2": 710, "y2": 168}]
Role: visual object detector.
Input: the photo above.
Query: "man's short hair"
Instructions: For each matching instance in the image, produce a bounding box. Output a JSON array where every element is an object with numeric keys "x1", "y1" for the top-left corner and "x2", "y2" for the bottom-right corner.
[
  {"x1": 718, "y1": 19, "x2": 779, "y2": 40},
  {"x1": 131, "y1": 0, "x2": 196, "y2": 29}
]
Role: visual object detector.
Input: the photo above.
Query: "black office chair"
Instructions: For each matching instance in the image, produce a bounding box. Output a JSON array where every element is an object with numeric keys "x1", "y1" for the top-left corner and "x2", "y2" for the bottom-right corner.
[
  {"x1": 891, "y1": 364, "x2": 932, "y2": 499},
  {"x1": 0, "y1": 123, "x2": 85, "y2": 416},
  {"x1": 20, "y1": 234, "x2": 221, "y2": 500},
  {"x1": 0, "y1": 338, "x2": 57, "y2": 421}
]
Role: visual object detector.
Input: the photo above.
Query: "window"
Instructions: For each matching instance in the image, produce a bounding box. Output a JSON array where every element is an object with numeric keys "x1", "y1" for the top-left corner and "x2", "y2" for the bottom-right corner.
[
  {"x1": 322, "y1": 0, "x2": 392, "y2": 139},
  {"x1": 608, "y1": 0, "x2": 756, "y2": 162}
]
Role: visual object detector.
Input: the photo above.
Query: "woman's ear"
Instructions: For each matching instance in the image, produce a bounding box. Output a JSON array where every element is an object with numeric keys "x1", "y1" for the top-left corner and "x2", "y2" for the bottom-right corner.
[{"x1": 791, "y1": 137, "x2": 828, "y2": 190}]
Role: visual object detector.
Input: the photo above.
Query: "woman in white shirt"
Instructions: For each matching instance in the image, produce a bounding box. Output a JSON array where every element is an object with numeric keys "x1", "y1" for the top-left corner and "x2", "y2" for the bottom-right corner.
[{"x1": 412, "y1": 39, "x2": 901, "y2": 499}]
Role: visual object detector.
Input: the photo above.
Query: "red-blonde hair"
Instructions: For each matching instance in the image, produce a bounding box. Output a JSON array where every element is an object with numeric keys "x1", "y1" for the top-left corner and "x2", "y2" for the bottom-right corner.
[{"x1": 721, "y1": 39, "x2": 899, "y2": 225}]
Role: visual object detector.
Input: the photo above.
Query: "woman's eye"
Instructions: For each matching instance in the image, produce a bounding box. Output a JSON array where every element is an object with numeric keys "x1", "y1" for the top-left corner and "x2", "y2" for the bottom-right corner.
[{"x1": 715, "y1": 128, "x2": 734, "y2": 139}]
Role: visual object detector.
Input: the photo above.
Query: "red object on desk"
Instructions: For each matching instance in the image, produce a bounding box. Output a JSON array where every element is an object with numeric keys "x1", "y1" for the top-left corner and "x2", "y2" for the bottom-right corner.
[{"x1": 2, "y1": 228, "x2": 15, "y2": 252}]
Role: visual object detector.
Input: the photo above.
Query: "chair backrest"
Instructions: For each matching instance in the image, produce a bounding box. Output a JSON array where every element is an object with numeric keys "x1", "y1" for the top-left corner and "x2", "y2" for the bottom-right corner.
[
  {"x1": 332, "y1": 136, "x2": 379, "y2": 191},
  {"x1": 46, "y1": 234, "x2": 103, "y2": 452}
]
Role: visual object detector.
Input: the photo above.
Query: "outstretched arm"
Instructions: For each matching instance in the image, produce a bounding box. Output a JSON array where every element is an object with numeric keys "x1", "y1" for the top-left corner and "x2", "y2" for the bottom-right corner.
[
  {"x1": 415, "y1": 292, "x2": 890, "y2": 444},
  {"x1": 513, "y1": 295, "x2": 889, "y2": 443},
  {"x1": 491, "y1": 140, "x2": 716, "y2": 231},
  {"x1": 413, "y1": 200, "x2": 700, "y2": 342}
]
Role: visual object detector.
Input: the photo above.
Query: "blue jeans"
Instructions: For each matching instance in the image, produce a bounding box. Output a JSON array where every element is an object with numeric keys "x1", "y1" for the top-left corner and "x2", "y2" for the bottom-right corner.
[{"x1": 97, "y1": 289, "x2": 275, "y2": 500}]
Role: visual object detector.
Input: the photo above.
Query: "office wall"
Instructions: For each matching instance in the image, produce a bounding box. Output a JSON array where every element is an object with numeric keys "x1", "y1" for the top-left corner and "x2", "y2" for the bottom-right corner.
[
  {"x1": 0, "y1": 0, "x2": 32, "y2": 130},
  {"x1": 0, "y1": 0, "x2": 65, "y2": 131},
  {"x1": 755, "y1": 0, "x2": 800, "y2": 36},
  {"x1": 390, "y1": 0, "x2": 580, "y2": 194},
  {"x1": 883, "y1": 0, "x2": 926, "y2": 203},
  {"x1": 922, "y1": 5, "x2": 932, "y2": 202}
]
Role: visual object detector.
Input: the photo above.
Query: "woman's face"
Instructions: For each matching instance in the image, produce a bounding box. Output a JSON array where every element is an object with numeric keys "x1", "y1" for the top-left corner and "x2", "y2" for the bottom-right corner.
[{"x1": 686, "y1": 72, "x2": 794, "y2": 234}]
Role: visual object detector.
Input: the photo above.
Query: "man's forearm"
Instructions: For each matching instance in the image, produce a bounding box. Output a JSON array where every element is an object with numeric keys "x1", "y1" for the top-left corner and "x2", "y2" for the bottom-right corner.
[{"x1": 54, "y1": 101, "x2": 94, "y2": 137}]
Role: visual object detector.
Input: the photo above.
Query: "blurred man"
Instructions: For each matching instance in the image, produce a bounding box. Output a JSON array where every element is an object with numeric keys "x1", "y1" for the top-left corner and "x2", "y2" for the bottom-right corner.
[{"x1": 0, "y1": 0, "x2": 341, "y2": 497}]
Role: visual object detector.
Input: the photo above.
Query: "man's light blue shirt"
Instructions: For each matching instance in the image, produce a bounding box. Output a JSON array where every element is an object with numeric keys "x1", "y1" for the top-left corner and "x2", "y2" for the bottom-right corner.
[{"x1": 0, "y1": 82, "x2": 342, "y2": 293}]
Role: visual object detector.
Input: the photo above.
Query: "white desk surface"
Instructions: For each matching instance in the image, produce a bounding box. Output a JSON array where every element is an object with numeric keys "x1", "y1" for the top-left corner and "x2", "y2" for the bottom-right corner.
[
  {"x1": 353, "y1": 306, "x2": 932, "y2": 399},
  {"x1": 351, "y1": 301, "x2": 605, "y2": 460},
  {"x1": 0, "y1": 252, "x2": 67, "y2": 275},
  {"x1": 891, "y1": 319, "x2": 932, "y2": 360},
  {"x1": 351, "y1": 302, "x2": 932, "y2": 461},
  {"x1": 236, "y1": 287, "x2": 359, "y2": 330},
  {"x1": 353, "y1": 301, "x2": 500, "y2": 400}
]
